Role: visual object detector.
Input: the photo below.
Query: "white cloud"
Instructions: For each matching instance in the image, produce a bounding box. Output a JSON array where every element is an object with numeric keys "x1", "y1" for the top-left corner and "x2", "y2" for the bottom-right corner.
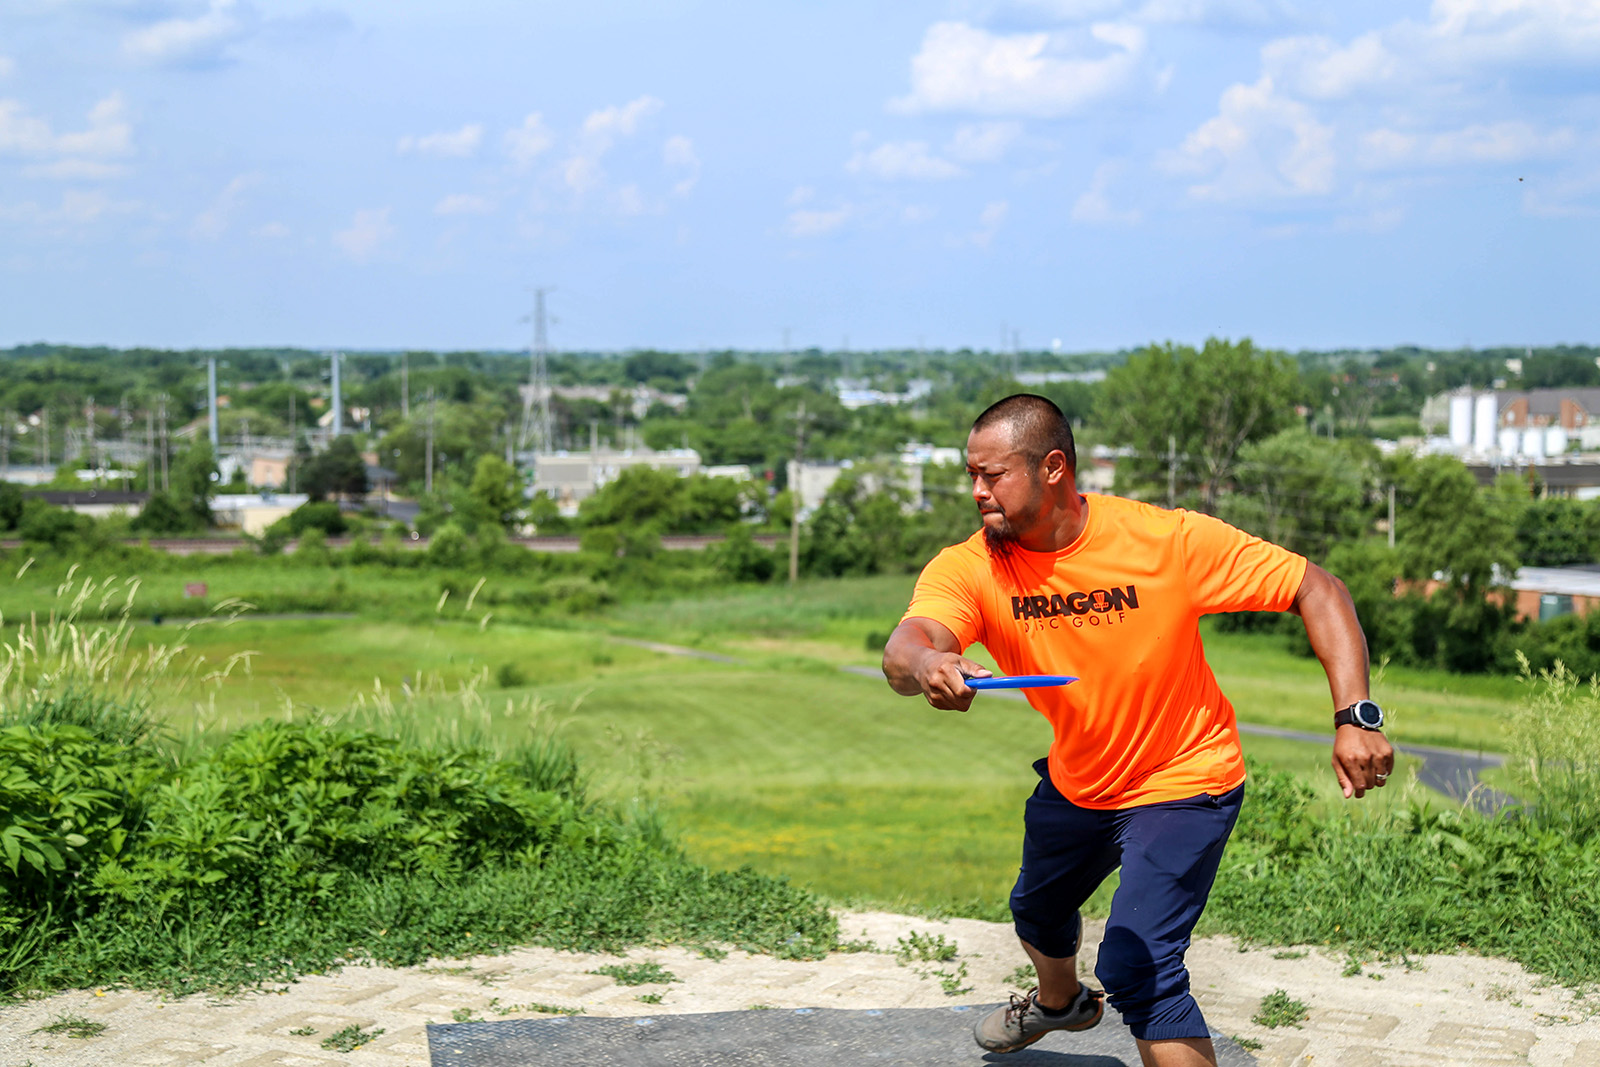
[
  {"x1": 972, "y1": 199, "x2": 1010, "y2": 246},
  {"x1": 945, "y1": 121, "x2": 1023, "y2": 163},
  {"x1": 0, "y1": 189, "x2": 137, "y2": 227},
  {"x1": 1361, "y1": 122, "x2": 1575, "y2": 169},
  {"x1": 1261, "y1": 33, "x2": 1396, "y2": 100},
  {"x1": 123, "y1": 0, "x2": 252, "y2": 67},
  {"x1": 1071, "y1": 162, "x2": 1141, "y2": 223},
  {"x1": 847, "y1": 139, "x2": 964, "y2": 181},
  {"x1": 254, "y1": 221, "x2": 290, "y2": 238},
  {"x1": 582, "y1": 95, "x2": 663, "y2": 141},
  {"x1": 891, "y1": 21, "x2": 1147, "y2": 117},
  {"x1": 563, "y1": 95, "x2": 664, "y2": 195},
  {"x1": 190, "y1": 173, "x2": 257, "y2": 239},
  {"x1": 1163, "y1": 76, "x2": 1336, "y2": 201},
  {"x1": 398, "y1": 124, "x2": 483, "y2": 158},
  {"x1": 786, "y1": 185, "x2": 816, "y2": 206},
  {"x1": 504, "y1": 113, "x2": 553, "y2": 169},
  {"x1": 663, "y1": 135, "x2": 699, "y2": 195},
  {"x1": 332, "y1": 207, "x2": 394, "y2": 261},
  {"x1": 434, "y1": 193, "x2": 495, "y2": 216},
  {"x1": 787, "y1": 205, "x2": 852, "y2": 237},
  {"x1": 0, "y1": 92, "x2": 134, "y2": 178},
  {"x1": 23, "y1": 159, "x2": 129, "y2": 180},
  {"x1": 1166, "y1": 0, "x2": 1600, "y2": 212},
  {"x1": 615, "y1": 184, "x2": 647, "y2": 216}
]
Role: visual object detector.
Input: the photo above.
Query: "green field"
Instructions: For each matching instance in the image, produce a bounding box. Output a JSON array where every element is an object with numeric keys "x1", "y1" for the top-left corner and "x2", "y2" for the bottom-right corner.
[{"x1": 114, "y1": 570, "x2": 1521, "y2": 918}]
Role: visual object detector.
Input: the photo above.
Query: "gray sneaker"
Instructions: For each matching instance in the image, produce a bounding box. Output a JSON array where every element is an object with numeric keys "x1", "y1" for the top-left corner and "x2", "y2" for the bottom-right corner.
[{"x1": 973, "y1": 985, "x2": 1104, "y2": 1053}]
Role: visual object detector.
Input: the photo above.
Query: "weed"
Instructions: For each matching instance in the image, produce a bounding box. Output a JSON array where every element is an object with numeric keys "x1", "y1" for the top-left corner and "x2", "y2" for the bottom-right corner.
[
  {"x1": 487, "y1": 998, "x2": 579, "y2": 1016},
  {"x1": 450, "y1": 1007, "x2": 480, "y2": 1023},
  {"x1": 895, "y1": 932, "x2": 957, "y2": 965},
  {"x1": 1485, "y1": 983, "x2": 1517, "y2": 1002},
  {"x1": 637, "y1": 992, "x2": 664, "y2": 1004},
  {"x1": 1252, "y1": 990, "x2": 1310, "y2": 1029},
  {"x1": 1271, "y1": 950, "x2": 1307, "y2": 960},
  {"x1": 748, "y1": 1003, "x2": 773, "y2": 1010},
  {"x1": 1341, "y1": 957, "x2": 1363, "y2": 977},
  {"x1": 320, "y1": 1024, "x2": 385, "y2": 1052},
  {"x1": 696, "y1": 944, "x2": 729, "y2": 961},
  {"x1": 590, "y1": 961, "x2": 677, "y2": 986},
  {"x1": 1233, "y1": 1035, "x2": 1264, "y2": 1051},
  {"x1": 419, "y1": 965, "x2": 477, "y2": 977},
  {"x1": 289, "y1": 1026, "x2": 318, "y2": 1036},
  {"x1": 1005, "y1": 963, "x2": 1038, "y2": 987},
  {"x1": 934, "y1": 962, "x2": 972, "y2": 996},
  {"x1": 32, "y1": 1014, "x2": 106, "y2": 1038},
  {"x1": 838, "y1": 940, "x2": 876, "y2": 954}
]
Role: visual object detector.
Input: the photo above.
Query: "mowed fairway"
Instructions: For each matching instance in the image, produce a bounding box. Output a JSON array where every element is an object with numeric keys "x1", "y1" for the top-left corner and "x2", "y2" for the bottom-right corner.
[{"x1": 152, "y1": 573, "x2": 1524, "y2": 917}]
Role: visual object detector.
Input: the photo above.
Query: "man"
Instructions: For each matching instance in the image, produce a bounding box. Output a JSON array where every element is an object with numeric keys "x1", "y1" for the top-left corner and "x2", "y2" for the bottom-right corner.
[{"x1": 881, "y1": 395, "x2": 1392, "y2": 1067}]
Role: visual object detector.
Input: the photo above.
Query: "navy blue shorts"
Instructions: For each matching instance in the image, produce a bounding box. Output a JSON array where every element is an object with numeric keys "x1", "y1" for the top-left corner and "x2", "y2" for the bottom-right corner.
[{"x1": 1009, "y1": 758, "x2": 1243, "y2": 1042}]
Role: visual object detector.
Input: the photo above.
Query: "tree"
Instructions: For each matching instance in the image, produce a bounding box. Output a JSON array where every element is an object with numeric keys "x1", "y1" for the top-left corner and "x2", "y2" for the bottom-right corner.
[
  {"x1": 1216, "y1": 430, "x2": 1377, "y2": 560},
  {"x1": 467, "y1": 454, "x2": 521, "y2": 533},
  {"x1": 1515, "y1": 498, "x2": 1600, "y2": 568},
  {"x1": 1391, "y1": 454, "x2": 1518, "y2": 596},
  {"x1": 1097, "y1": 337, "x2": 1300, "y2": 513},
  {"x1": 169, "y1": 440, "x2": 218, "y2": 528},
  {"x1": 301, "y1": 437, "x2": 369, "y2": 501}
]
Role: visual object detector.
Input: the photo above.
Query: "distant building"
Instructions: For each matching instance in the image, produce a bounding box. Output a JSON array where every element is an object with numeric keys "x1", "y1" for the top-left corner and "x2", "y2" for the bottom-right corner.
[
  {"x1": 1508, "y1": 566, "x2": 1600, "y2": 622},
  {"x1": 519, "y1": 383, "x2": 687, "y2": 421},
  {"x1": 212, "y1": 493, "x2": 309, "y2": 535},
  {"x1": 532, "y1": 446, "x2": 701, "y2": 516},
  {"x1": 23, "y1": 489, "x2": 146, "y2": 520},
  {"x1": 785, "y1": 460, "x2": 924, "y2": 517},
  {"x1": 834, "y1": 379, "x2": 933, "y2": 410}
]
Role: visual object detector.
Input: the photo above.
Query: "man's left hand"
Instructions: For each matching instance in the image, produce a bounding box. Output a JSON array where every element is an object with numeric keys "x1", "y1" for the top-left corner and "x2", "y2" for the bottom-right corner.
[{"x1": 1332, "y1": 725, "x2": 1395, "y2": 799}]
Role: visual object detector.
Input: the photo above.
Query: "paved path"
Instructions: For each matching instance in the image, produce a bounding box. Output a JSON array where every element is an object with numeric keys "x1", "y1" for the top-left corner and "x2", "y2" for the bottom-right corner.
[{"x1": 1, "y1": 911, "x2": 1593, "y2": 1067}]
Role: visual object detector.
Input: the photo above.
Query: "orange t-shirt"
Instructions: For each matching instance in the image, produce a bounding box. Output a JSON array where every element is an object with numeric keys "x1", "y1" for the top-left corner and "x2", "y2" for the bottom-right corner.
[{"x1": 903, "y1": 493, "x2": 1307, "y2": 809}]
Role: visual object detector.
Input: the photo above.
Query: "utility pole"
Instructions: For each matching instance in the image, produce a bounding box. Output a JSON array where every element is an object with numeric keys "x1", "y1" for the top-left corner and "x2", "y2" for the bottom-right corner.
[
  {"x1": 41, "y1": 407, "x2": 49, "y2": 467},
  {"x1": 288, "y1": 392, "x2": 297, "y2": 493},
  {"x1": 425, "y1": 387, "x2": 436, "y2": 495},
  {"x1": 401, "y1": 354, "x2": 410, "y2": 420},
  {"x1": 146, "y1": 407, "x2": 155, "y2": 491},
  {"x1": 1388, "y1": 484, "x2": 1396, "y2": 549},
  {"x1": 1166, "y1": 434, "x2": 1177, "y2": 510},
  {"x1": 207, "y1": 357, "x2": 219, "y2": 452},
  {"x1": 789, "y1": 399, "x2": 810, "y2": 585},
  {"x1": 158, "y1": 394, "x2": 170, "y2": 492},
  {"x1": 331, "y1": 351, "x2": 343, "y2": 437},
  {"x1": 86, "y1": 395, "x2": 96, "y2": 480}
]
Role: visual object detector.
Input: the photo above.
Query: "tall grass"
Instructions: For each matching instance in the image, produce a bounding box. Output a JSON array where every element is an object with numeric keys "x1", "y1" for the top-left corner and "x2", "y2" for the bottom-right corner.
[
  {"x1": 1508, "y1": 654, "x2": 1600, "y2": 841},
  {"x1": 0, "y1": 574, "x2": 836, "y2": 998},
  {"x1": 1207, "y1": 664, "x2": 1600, "y2": 985}
]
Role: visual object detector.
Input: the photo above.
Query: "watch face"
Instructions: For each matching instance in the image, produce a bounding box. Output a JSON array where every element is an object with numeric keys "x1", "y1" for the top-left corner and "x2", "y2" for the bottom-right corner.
[{"x1": 1354, "y1": 700, "x2": 1383, "y2": 729}]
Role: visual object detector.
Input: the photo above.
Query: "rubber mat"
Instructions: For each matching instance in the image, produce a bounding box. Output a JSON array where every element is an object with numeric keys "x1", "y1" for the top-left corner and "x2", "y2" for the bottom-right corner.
[{"x1": 427, "y1": 1005, "x2": 1260, "y2": 1066}]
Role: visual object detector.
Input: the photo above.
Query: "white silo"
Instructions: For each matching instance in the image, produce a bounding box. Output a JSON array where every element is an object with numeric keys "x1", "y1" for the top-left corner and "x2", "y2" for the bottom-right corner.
[
  {"x1": 1473, "y1": 392, "x2": 1498, "y2": 453},
  {"x1": 1523, "y1": 428, "x2": 1545, "y2": 459},
  {"x1": 1448, "y1": 394, "x2": 1473, "y2": 448},
  {"x1": 1499, "y1": 428, "x2": 1521, "y2": 456},
  {"x1": 1547, "y1": 426, "x2": 1569, "y2": 455}
]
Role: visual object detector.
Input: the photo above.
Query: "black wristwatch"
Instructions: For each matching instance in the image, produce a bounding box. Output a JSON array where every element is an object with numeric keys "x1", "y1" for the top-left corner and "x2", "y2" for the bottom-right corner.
[{"x1": 1334, "y1": 699, "x2": 1384, "y2": 731}]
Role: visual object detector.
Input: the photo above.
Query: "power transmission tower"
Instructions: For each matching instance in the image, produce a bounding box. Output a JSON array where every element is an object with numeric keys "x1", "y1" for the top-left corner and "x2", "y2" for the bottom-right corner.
[{"x1": 519, "y1": 288, "x2": 555, "y2": 454}]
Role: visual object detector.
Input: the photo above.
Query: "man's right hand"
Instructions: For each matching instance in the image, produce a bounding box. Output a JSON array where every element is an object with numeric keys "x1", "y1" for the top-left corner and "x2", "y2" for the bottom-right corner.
[
  {"x1": 915, "y1": 652, "x2": 993, "y2": 712},
  {"x1": 882, "y1": 618, "x2": 993, "y2": 712}
]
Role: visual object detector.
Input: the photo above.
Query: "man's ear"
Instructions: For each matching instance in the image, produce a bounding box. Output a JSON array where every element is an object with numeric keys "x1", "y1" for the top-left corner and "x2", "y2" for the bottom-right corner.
[{"x1": 1040, "y1": 449, "x2": 1068, "y2": 486}]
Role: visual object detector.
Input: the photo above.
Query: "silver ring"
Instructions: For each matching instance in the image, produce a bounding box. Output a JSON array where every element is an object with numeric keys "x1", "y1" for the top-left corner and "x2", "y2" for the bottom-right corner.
[{"x1": 1375, "y1": 772, "x2": 1389, "y2": 781}]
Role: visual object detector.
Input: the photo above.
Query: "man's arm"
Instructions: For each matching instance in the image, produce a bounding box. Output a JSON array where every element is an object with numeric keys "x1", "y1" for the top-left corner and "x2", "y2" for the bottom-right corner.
[
  {"x1": 882, "y1": 617, "x2": 993, "y2": 712},
  {"x1": 1289, "y1": 562, "x2": 1395, "y2": 799}
]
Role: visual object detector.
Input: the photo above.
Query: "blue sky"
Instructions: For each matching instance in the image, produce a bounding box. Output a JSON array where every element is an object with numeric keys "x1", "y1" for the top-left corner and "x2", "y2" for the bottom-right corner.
[{"x1": 2, "y1": 0, "x2": 1597, "y2": 353}]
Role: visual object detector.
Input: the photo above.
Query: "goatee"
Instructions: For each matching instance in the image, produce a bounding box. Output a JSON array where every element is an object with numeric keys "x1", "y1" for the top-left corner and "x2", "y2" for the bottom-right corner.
[{"x1": 983, "y1": 524, "x2": 1016, "y2": 559}]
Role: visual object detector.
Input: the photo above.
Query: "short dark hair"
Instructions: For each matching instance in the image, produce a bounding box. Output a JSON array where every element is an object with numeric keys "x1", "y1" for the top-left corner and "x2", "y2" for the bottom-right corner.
[{"x1": 971, "y1": 394, "x2": 1076, "y2": 474}]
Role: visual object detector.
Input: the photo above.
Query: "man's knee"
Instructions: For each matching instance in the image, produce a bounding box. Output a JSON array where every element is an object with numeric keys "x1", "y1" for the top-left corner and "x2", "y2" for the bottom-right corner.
[
  {"x1": 1012, "y1": 909, "x2": 1082, "y2": 960},
  {"x1": 1092, "y1": 923, "x2": 1160, "y2": 999}
]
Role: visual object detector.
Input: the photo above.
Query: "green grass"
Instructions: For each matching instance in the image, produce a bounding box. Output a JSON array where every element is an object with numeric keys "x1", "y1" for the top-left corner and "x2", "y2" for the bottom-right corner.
[
  {"x1": 1252, "y1": 990, "x2": 1310, "y2": 1029},
  {"x1": 120, "y1": 575, "x2": 1501, "y2": 917}
]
